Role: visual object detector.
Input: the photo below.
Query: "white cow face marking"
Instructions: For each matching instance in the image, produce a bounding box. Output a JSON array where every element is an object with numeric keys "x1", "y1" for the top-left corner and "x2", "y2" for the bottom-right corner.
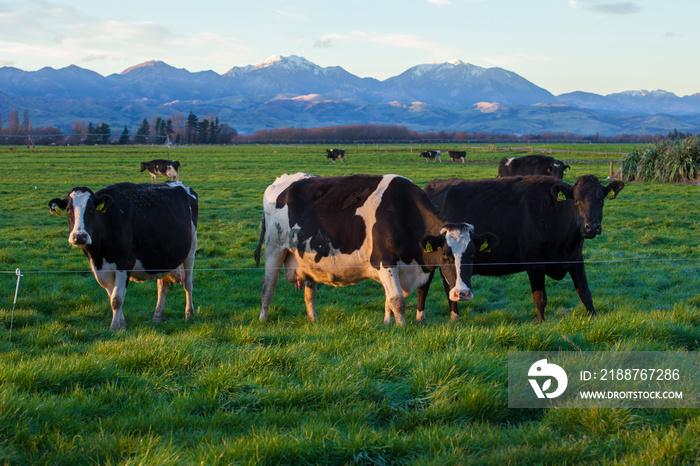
[
  {"x1": 439, "y1": 223, "x2": 475, "y2": 302},
  {"x1": 68, "y1": 190, "x2": 94, "y2": 246}
]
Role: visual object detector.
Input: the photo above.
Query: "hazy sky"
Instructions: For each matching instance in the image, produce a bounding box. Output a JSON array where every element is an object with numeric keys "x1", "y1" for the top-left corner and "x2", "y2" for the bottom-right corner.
[{"x1": 1, "y1": 0, "x2": 698, "y2": 96}]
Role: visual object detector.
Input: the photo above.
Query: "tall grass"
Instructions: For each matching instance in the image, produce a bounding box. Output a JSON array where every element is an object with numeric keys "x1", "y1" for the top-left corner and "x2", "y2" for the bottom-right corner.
[
  {"x1": 0, "y1": 144, "x2": 698, "y2": 464},
  {"x1": 623, "y1": 136, "x2": 700, "y2": 182}
]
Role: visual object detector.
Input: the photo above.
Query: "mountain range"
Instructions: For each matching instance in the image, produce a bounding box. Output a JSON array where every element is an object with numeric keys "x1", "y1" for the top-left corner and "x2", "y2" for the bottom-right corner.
[{"x1": 1, "y1": 55, "x2": 699, "y2": 136}]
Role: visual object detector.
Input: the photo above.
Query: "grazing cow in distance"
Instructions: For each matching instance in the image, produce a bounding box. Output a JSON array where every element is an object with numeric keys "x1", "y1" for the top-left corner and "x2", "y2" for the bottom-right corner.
[
  {"x1": 448, "y1": 150, "x2": 466, "y2": 163},
  {"x1": 254, "y1": 173, "x2": 497, "y2": 325},
  {"x1": 498, "y1": 154, "x2": 570, "y2": 179},
  {"x1": 48, "y1": 181, "x2": 199, "y2": 331},
  {"x1": 325, "y1": 149, "x2": 345, "y2": 163},
  {"x1": 140, "y1": 159, "x2": 181, "y2": 183},
  {"x1": 419, "y1": 175, "x2": 624, "y2": 322},
  {"x1": 420, "y1": 150, "x2": 442, "y2": 163}
]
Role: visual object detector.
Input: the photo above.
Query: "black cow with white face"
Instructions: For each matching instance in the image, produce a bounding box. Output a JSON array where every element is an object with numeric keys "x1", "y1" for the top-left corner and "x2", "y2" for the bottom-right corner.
[
  {"x1": 448, "y1": 151, "x2": 466, "y2": 163},
  {"x1": 325, "y1": 149, "x2": 345, "y2": 163},
  {"x1": 254, "y1": 173, "x2": 497, "y2": 325},
  {"x1": 419, "y1": 175, "x2": 623, "y2": 322},
  {"x1": 498, "y1": 155, "x2": 570, "y2": 179},
  {"x1": 140, "y1": 159, "x2": 181, "y2": 183},
  {"x1": 48, "y1": 181, "x2": 198, "y2": 331},
  {"x1": 419, "y1": 150, "x2": 442, "y2": 163}
]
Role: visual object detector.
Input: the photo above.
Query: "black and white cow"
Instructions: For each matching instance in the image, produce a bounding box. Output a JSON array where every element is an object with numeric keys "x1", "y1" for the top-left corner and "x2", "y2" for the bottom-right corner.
[
  {"x1": 140, "y1": 159, "x2": 181, "y2": 183},
  {"x1": 253, "y1": 173, "x2": 497, "y2": 325},
  {"x1": 448, "y1": 150, "x2": 466, "y2": 163},
  {"x1": 325, "y1": 149, "x2": 346, "y2": 163},
  {"x1": 498, "y1": 155, "x2": 570, "y2": 179},
  {"x1": 48, "y1": 181, "x2": 198, "y2": 331},
  {"x1": 419, "y1": 150, "x2": 442, "y2": 163},
  {"x1": 419, "y1": 175, "x2": 624, "y2": 322}
]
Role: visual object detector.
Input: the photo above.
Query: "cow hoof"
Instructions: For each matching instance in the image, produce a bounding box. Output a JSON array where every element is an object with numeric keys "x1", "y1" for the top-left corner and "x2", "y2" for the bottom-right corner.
[
  {"x1": 109, "y1": 322, "x2": 126, "y2": 332},
  {"x1": 450, "y1": 312, "x2": 460, "y2": 321},
  {"x1": 152, "y1": 313, "x2": 165, "y2": 322},
  {"x1": 185, "y1": 310, "x2": 195, "y2": 320}
]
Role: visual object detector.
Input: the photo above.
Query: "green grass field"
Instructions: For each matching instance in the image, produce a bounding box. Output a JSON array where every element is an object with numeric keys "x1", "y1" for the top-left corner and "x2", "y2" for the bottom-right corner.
[{"x1": 0, "y1": 144, "x2": 698, "y2": 464}]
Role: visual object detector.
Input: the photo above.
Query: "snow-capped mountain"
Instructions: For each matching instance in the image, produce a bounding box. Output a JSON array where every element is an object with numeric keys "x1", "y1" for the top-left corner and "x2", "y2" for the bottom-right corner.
[{"x1": 0, "y1": 55, "x2": 698, "y2": 135}]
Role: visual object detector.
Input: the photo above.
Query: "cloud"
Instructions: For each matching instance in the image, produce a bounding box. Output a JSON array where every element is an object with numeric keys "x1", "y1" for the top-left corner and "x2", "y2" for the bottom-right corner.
[
  {"x1": 664, "y1": 32, "x2": 682, "y2": 38},
  {"x1": 427, "y1": 0, "x2": 452, "y2": 5},
  {"x1": 570, "y1": 1, "x2": 642, "y2": 15},
  {"x1": 321, "y1": 31, "x2": 455, "y2": 55},
  {"x1": 479, "y1": 53, "x2": 556, "y2": 68},
  {"x1": 270, "y1": 9, "x2": 309, "y2": 21},
  {"x1": 314, "y1": 38, "x2": 333, "y2": 49}
]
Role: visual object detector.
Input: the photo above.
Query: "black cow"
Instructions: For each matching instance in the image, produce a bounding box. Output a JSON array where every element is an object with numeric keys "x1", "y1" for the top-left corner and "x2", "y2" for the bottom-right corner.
[
  {"x1": 48, "y1": 181, "x2": 199, "y2": 331},
  {"x1": 448, "y1": 150, "x2": 466, "y2": 163},
  {"x1": 253, "y1": 173, "x2": 497, "y2": 325},
  {"x1": 419, "y1": 175, "x2": 624, "y2": 322},
  {"x1": 498, "y1": 155, "x2": 570, "y2": 179},
  {"x1": 325, "y1": 149, "x2": 345, "y2": 163},
  {"x1": 419, "y1": 150, "x2": 442, "y2": 163},
  {"x1": 140, "y1": 159, "x2": 181, "y2": 183}
]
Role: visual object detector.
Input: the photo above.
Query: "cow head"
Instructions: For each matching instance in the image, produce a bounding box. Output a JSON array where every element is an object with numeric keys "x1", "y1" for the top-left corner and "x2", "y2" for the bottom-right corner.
[
  {"x1": 549, "y1": 161, "x2": 571, "y2": 180},
  {"x1": 423, "y1": 223, "x2": 498, "y2": 301},
  {"x1": 48, "y1": 188, "x2": 114, "y2": 246},
  {"x1": 551, "y1": 175, "x2": 624, "y2": 239}
]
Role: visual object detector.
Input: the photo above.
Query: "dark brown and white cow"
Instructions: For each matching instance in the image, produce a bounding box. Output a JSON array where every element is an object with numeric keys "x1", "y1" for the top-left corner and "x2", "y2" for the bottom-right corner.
[
  {"x1": 325, "y1": 149, "x2": 345, "y2": 163},
  {"x1": 498, "y1": 155, "x2": 570, "y2": 179},
  {"x1": 448, "y1": 150, "x2": 466, "y2": 163},
  {"x1": 419, "y1": 150, "x2": 442, "y2": 163},
  {"x1": 419, "y1": 175, "x2": 624, "y2": 322},
  {"x1": 48, "y1": 181, "x2": 198, "y2": 331},
  {"x1": 253, "y1": 173, "x2": 497, "y2": 325},
  {"x1": 140, "y1": 159, "x2": 181, "y2": 183}
]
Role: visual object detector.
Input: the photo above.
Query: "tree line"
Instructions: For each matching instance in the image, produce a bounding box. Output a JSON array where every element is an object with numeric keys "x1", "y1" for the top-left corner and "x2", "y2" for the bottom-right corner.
[
  {"x1": 0, "y1": 109, "x2": 238, "y2": 146},
  {"x1": 239, "y1": 124, "x2": 688, "y2": 145}
]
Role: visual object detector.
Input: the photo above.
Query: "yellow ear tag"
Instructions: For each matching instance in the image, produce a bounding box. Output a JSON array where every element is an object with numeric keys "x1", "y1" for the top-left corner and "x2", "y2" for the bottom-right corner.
[
  {"x1": 557, "y1": 191, "x2": 567, "y2": 202},
  {"x1": 96, "y1": 202, "x2": 107, "y2": 212},
  {"x1": 424, "y1": 242, "x2": 434, "y2": 253},
  {"x1": 52, "y1": 206, "x2": 63, "y2": 216},
  {"x1": 479, "y1": 241, "x2": 489, "y2": 252},
  {"x1": 607, "y1": 192, "x2": 616, "y2": 200}
]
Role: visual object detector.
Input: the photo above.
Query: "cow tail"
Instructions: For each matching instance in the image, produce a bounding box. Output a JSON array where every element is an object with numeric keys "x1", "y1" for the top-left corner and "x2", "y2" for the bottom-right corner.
[{"x1": 254, "y1": 215, "x2": 266, "y2": 267}]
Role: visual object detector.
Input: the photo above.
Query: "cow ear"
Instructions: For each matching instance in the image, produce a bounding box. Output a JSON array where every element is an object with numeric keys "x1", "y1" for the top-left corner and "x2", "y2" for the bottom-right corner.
[
  {"x1": 603, "y1": 180, "x2": 625, "y2": 200},
  {"x1": 551, "y1": 184, "x2": 574, "y2": 202},
  {"x1": 472, "y1": 232, "x2": 498, "y2": 254},
  {"x1": 564, "y1": 164, "x2": 571, "y2": 171},
  {"x1": 48, "y1": 198, "x2": 68, "y2": 216},
  {"x1": 94, "y1": 194, "x2": 113, "y2": 213},
  {"x1": 422, "y1": 235, "x2": 445, "y2": 254}
]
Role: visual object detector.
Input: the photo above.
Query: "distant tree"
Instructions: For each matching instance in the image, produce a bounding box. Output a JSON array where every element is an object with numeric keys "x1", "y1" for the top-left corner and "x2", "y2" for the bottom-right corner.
[
  {"x1": 186, "y1": 112, "x2": 198, "y2": 144},
  {"x1": 119, "y1": 126, "x2": 130, "y2": 145},
  {"x1": 135, "y1": 118, "x2": 151, "y2": 144}
]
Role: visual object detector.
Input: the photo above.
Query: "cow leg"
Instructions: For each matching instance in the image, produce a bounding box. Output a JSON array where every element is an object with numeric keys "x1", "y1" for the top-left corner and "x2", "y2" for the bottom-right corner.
[
  {"x1": 378, "y1": 266, "x2": 406, "y2": 326},
  {"x1": 440, "y1": 274, "x2": 460, "y2": 321},
  {"x1": 260, "y1": 249, "x2": 286, "y2": 321},
  {"x1": 569, "y1": 261, "x2": 597, "y2": 318},
  {"x1": 153, "y1": 278, "x2": 170, "y2": 322},
  {"x1": 415, "y1": 270, "x2": 435, "y2": 324},
  {"x1": 303, "y1": 281, "x2": 317, "y2": 322},
  {"x1": 527, "y1": 270, "x2": 547, "y2": 322},
  {"x1": 103, "y1": 270, "x2": 128, "y2": 331},
  {"x1": 182, "y1": 232, "x2": 197, "y2": 320}
]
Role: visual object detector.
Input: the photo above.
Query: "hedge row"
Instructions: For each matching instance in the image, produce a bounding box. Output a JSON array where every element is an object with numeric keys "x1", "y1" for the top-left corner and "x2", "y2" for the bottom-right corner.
[{"x1": 623, "y1": 136, "x2": 700, "y2": 182}]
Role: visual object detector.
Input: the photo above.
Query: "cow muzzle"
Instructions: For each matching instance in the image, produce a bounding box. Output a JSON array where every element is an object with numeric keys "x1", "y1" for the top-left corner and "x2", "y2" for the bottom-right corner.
[
  {"x1": 449, "y1": 287, "x2": 473, "y2": 301},
  {"x1": 582, "y1": 223, "x2": 601, "y2": 239},
  {"x1": 69, "y1": 231, "x2": 92, "y2": 245}
]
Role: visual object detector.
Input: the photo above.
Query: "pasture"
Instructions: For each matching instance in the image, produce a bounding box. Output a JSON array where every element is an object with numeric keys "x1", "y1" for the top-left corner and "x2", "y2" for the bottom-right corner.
[{"x1": 0, "y1": 144, "x2": 698, "y2": 464}]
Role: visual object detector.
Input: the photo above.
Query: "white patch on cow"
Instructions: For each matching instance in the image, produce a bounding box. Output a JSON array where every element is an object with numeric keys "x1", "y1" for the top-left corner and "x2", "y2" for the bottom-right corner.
[
  {"x1": 167, "y1": 181, "x2": 197, "y2": 200},
  {"x1": 397, "y1": 259, "x2": 432, "y2": 296},
  {"x1": 68, "y1": 190, "x2": 92, "y2": 245},
  {"x1": 505, "y1": 157, "x2": 515, "y2": 166},
  {"x1": 165, "y1": 165, "x2": 180, "y2": 180},
  {"x1": 442, "y1": 224, "x2": 475, "y2": 301}
]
